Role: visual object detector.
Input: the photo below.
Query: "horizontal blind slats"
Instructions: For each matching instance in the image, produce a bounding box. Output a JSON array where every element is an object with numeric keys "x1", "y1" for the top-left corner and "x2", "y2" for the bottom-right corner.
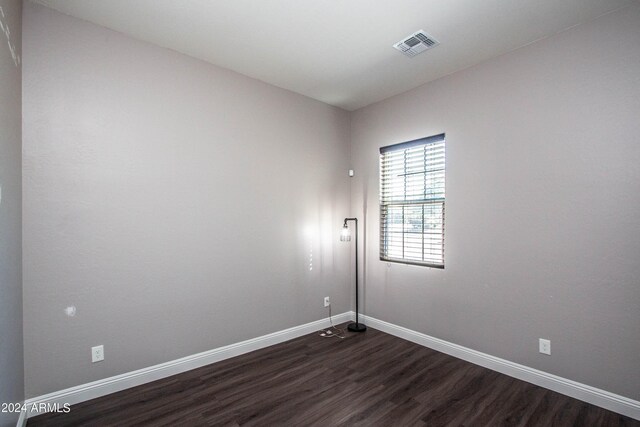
[{"x1": 379, "y1": 137, "x2": 445, "y2": 267}]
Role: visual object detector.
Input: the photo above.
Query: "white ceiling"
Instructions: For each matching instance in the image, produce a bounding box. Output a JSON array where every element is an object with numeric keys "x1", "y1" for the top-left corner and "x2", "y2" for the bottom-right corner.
[{"x1": 34, "y1": 0, "x2": 633, "y2": 111}]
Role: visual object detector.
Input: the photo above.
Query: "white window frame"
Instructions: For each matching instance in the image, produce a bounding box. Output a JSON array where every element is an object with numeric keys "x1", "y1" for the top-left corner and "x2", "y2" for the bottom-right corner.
[{"x1": 379, "y1": 134, "x2": 445, "y2": 268}]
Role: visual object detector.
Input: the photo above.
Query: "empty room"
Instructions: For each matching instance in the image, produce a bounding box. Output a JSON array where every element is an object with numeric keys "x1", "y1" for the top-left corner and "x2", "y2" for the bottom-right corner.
[{"x1": 1, "y1": 0, "x2": 639, "y2": 425}]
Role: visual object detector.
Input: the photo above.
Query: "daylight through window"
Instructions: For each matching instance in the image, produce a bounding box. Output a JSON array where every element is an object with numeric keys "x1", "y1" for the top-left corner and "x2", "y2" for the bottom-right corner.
[{"x1": 380, "y1": 134, "x2": 445, "y2": 268}]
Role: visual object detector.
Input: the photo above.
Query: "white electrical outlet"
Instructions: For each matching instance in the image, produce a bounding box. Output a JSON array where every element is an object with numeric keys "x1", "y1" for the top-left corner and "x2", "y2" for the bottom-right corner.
[
  {"x1": 324, "y1": 296, "x2": 330, "y2": 307},
  {"x1": 92, "y1": 345, "x2": 104, "y2": 363},
  {"x1": 539, "y1": 338, "x2": 551, "y2": 355}
]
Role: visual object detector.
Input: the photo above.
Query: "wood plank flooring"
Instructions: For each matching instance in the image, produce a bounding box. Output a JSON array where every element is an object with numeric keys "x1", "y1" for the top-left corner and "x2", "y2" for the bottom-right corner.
[{"x1": 29, "y1": 324, "x2": 639, "y2": 426}]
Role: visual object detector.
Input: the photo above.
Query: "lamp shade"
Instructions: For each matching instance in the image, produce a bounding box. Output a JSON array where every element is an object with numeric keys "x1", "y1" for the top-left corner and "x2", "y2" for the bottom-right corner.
[{"x1": 340, "y1": 225, "x2": 351, "y2": 242}]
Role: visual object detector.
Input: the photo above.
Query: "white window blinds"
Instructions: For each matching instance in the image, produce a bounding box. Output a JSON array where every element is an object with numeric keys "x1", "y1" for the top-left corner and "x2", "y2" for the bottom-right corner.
[{"x1": 380, "y1": 134, "x2": 445, "y2": 268}]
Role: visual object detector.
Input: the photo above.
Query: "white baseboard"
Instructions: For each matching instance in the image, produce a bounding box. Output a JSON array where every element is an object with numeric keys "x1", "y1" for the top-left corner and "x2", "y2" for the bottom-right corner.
[
  {"x1": 360, "y1": 314, "x2": 640, "y2": 421},
  {"x1": 24, "y1": 311, "x2": 639, "y2": 422},
  {"x1": 16, "y1": 407, "x2": 27, "y2": 427},
  {"x1": 24, "y1": 312, "x2": 352, "y2": 419}
]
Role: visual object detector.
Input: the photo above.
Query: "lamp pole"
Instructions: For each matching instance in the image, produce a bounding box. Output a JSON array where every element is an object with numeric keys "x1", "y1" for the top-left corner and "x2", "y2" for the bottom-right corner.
[{"x1": 343, "y1": 217, "x2": 366, "y2": 332}]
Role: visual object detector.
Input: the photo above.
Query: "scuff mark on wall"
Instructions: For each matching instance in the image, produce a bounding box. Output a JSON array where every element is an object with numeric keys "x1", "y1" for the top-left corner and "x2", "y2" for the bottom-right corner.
[{"x1": 0, "y1": 5, "x2": 20, "y2": 67}]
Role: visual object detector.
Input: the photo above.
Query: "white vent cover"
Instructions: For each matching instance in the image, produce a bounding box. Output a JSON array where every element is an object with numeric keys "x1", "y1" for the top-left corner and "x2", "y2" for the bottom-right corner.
[{"x1": 393, "y1": 30, "x2": 439, "y2": 58}]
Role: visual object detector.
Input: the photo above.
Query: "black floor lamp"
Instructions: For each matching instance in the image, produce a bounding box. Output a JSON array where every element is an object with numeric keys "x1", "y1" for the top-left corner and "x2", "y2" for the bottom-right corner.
[{"x1": 341, "y1": 217, "x2": 366, "y2": 332}]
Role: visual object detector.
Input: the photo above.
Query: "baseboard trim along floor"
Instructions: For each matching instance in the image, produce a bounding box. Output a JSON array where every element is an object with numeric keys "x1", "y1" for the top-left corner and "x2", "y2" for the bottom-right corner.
[
  {"x1": 24, "y1": 311, "x2": 639, "y2": 422},
  {"x1": 360, "y1": 315, "x2": 640, "y2": 421},
  {"x1": 16, "y1": 407, "x2": 27, "y2": 427},
  {"x1": 23, "y1": 312, "x2": 352, "y2": 419}
]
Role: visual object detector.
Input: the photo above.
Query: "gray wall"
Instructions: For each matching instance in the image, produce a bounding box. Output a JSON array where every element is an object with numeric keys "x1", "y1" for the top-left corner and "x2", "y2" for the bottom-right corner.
[
  {"x1": 0, "y1": 0, "x2": 23, "y2": 425},
  {"x1": 350, "y1": 5, "x2": 640, "y2": 400},
  {"x1": 21, "y1": 0, "x2": 640, "y2": 404},
  {"x1": 22, "y1": 2, "x2": 351, "y2": 398}
]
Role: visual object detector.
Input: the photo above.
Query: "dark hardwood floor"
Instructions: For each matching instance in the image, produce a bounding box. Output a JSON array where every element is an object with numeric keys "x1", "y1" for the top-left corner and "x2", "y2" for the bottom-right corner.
[{"x1": 29, "y1": 324, "x2": 639, "y2": 426}]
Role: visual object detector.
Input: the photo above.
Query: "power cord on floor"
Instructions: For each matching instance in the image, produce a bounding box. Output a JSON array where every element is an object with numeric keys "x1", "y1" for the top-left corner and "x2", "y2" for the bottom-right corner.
[{"x1": 319, "y1": 303, "x2": 345, "y2": 339}]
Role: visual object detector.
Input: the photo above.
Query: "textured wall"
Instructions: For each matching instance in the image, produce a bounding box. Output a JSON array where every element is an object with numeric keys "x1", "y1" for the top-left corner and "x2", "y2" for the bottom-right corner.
[
  {"x1": 0, "y1": 0, "x2": 23, "y2": 425},
  {"x1": 23, "y1": 2, "x2": 351, "y2": 397},
  {"x1": 350, "y1": 5, "x2": 640, "y2": 399}
]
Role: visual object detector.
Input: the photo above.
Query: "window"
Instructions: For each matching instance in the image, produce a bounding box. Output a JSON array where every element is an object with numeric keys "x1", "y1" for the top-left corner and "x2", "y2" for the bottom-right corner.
[{"x1": 380, "y1": 134, "x2": 445, "y2": 268}]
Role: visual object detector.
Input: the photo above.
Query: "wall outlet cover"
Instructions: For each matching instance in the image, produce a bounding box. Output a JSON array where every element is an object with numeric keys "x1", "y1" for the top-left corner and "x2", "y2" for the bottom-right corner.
[
  {"x1": 92, "y1": 345, "x2": 104, "y2": 363},
  {"x1": 539, "y1": 338, "x2": 551, "y2": 355}
]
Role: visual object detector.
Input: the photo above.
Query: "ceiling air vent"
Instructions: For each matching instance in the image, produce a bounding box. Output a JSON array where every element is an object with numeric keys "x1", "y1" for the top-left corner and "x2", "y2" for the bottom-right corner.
[{"x1": 393, "y1": 30, "x2": 439, "y2": 58}]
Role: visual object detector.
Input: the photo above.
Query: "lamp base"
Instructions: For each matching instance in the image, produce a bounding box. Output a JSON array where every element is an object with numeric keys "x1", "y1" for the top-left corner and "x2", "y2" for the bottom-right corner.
[{"x1": 347, "y1": 322, "x2": 367, "y2": 332}]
